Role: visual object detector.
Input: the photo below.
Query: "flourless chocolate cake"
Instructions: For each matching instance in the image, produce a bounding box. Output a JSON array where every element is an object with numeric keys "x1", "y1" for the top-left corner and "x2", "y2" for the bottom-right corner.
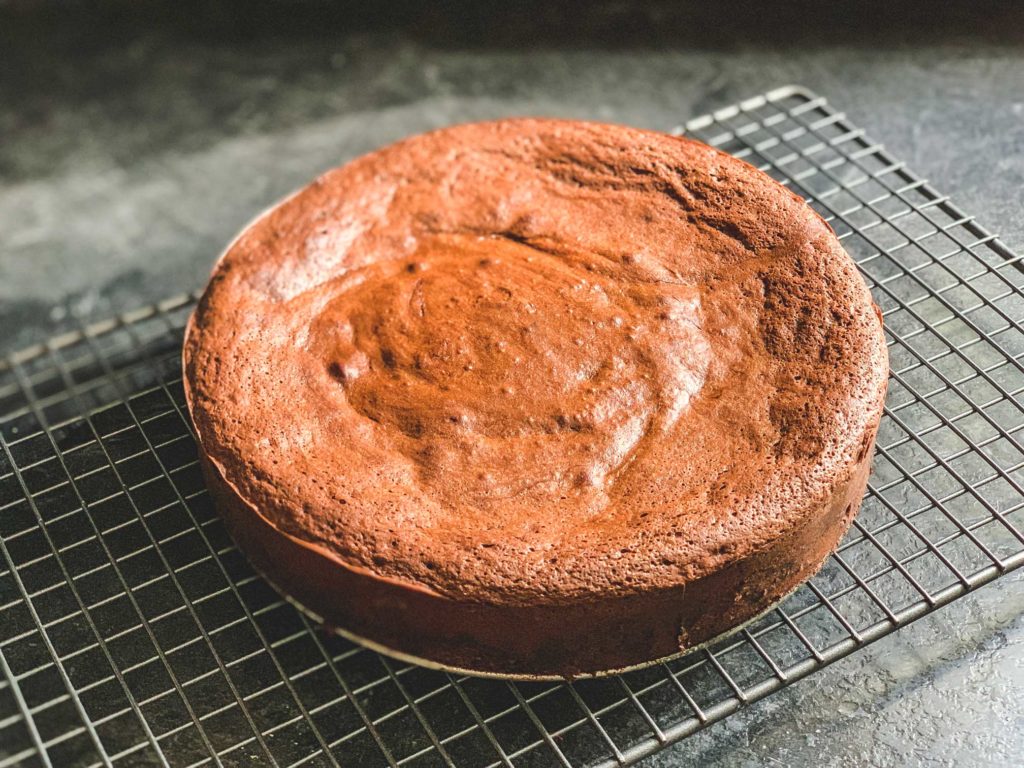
[{"x1": 183, "y1": 119, "x2": 888, "y2": 677}]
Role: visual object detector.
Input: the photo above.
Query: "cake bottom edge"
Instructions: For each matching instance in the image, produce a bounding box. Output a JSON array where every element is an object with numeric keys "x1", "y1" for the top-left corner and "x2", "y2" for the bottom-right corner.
[
  {"x1": 254, "y1": 556, "x2": 813, "y2": 681},
  {"x1": 196, "y1": 439, "x2": 874, "y2": 678}
]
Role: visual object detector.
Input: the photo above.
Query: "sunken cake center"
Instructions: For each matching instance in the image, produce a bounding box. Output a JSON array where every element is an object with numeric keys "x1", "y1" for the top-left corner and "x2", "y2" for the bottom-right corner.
[{"x1": 316, "y1": 232, "x2": 710, "y2": 509}]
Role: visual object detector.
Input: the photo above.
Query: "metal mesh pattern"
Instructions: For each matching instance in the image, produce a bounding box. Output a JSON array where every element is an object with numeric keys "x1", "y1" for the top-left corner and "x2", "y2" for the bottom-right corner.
[{"x1": 1, "y1": 85, "x2": 1023, "y2": 768}]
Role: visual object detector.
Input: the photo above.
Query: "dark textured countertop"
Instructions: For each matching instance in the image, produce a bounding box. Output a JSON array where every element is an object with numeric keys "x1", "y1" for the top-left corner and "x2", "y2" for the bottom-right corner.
[{"x1": 2, "y1": 3, "x2": 1022, "y2": 765}]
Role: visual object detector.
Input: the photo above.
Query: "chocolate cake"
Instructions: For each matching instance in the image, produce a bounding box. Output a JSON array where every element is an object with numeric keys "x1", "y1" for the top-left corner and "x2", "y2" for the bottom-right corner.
[{"x1": 183, "y1": 119, "x2": 888, "y2": 678}]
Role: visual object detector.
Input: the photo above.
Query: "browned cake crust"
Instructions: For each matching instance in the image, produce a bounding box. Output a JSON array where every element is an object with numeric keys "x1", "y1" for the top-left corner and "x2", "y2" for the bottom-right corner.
[{"x1": 183, "y1": 119, "x2": 888, "y2": 677}]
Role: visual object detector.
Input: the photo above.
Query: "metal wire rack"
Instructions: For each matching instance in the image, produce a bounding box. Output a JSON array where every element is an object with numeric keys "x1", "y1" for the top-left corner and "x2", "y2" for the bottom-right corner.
[{"x1": 1, "y1": 84, "x2": 1023, "y2": 768}]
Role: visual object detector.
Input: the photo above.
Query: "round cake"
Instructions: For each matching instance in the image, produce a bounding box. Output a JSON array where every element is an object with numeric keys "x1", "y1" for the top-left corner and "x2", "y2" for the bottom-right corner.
[{"x1": 183, "y1": 118, "x2": 888, "y2": 678}]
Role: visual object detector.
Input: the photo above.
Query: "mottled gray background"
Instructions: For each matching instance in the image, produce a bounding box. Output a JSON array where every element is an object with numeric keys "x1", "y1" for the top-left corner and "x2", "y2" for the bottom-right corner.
[{"x1": 1, "y1": 2, "x2": 1022, "y2": 765}]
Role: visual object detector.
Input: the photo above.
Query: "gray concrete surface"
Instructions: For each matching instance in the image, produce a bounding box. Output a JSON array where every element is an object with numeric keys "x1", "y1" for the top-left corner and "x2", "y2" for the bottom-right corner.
[{"x1": 1, "y1": 3, "x2": 1022, "y2": 766}]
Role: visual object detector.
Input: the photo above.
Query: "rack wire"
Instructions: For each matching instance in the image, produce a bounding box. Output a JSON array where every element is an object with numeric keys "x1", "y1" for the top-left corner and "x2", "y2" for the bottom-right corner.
[{"x1": 1, "y1": 85, "x2": 1023, "y2": 768}]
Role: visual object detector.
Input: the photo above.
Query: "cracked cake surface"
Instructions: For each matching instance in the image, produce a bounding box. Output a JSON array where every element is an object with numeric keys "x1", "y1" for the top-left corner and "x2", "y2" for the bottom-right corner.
[{"x1": 184, "y1": 118, "x2": 888, "y2": 676}]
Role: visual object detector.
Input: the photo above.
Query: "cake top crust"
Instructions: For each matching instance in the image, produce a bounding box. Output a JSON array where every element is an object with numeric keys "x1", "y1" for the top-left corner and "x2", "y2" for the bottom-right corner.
[{"x1": 184, "y1": 118, "x2": 888, "y2": 604}]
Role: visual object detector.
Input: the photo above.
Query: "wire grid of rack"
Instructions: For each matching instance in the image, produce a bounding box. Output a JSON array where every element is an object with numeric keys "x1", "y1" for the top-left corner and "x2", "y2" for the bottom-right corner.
[{"x1": 1, "y1": 84, "x2": 1023, "y2": 768}]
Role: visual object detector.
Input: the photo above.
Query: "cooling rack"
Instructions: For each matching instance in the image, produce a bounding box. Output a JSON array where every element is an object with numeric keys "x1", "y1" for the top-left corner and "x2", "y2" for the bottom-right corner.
[{"x1": 1, "y1": 85, "x2": 1023, "y2": 768}]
